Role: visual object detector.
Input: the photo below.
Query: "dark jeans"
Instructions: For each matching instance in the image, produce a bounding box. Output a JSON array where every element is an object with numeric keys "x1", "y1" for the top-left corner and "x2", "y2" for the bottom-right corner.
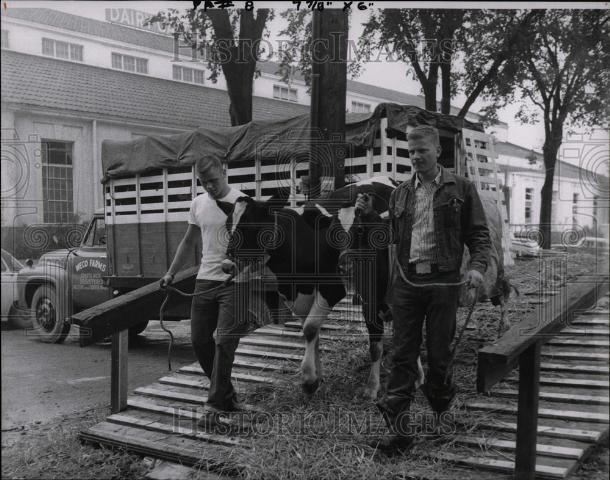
[
  {"x1": 383, "y1": 270, "x2": 460, "y2": 414},
  {"x1": 190, "y1": 280, "x2": 249, "y2": 410}
]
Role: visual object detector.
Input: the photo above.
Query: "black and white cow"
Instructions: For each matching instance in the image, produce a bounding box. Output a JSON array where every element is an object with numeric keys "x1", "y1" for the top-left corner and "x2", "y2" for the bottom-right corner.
[{"x1": 218, "y1": 177, "x2": 413, "y2": 398}]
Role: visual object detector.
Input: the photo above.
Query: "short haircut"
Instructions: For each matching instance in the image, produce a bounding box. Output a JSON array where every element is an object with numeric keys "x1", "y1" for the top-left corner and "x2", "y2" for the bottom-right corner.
[
  {"x1": 407, "y1": 125, "x2": 440, "y2": 147},
  {"x1": 196, "y1": 156, "x2": 225, "y2": 177}
]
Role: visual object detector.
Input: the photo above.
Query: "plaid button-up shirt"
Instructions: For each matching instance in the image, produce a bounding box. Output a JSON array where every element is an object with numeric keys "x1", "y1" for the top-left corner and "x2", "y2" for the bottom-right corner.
[{"x1": 409, "y1": 168, "x2": 442, "y2": 264}]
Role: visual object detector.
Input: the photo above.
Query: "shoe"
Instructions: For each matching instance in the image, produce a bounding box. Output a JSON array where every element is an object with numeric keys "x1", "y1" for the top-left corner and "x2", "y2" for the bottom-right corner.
[
  {"x1": 197, "y1": 405, "x2": 230, "y2": 431},
  {"x1": 226, "y1": 399, "x2": 248, "y2": 413},
  {"x1": 369, "y1": 434, "x2": 415, "y2": 456},
  {"x1": 420, "y1": 383, "x2": 455, "y2": 415}
]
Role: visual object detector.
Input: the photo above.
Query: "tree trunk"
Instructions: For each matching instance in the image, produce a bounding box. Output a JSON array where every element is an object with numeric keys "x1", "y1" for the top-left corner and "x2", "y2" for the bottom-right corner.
[
  {"x1": 539, "y1": 136, "x2": 562, "y2": 249},
  {"x1": 423, "y1": 78, "x2": 438, "y2": 112},
  {"x1": 440, "y1": 63, "x2": 451, "y2": 114},
  {"x1": 225, "y1": 65, "x2": 254, "y2": 126}
]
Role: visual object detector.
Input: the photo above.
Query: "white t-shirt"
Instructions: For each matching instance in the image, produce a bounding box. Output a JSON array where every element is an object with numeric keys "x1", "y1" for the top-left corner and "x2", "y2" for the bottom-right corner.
[{"x1": 188, "y1": 188, "x2": 245, "y2": 281}]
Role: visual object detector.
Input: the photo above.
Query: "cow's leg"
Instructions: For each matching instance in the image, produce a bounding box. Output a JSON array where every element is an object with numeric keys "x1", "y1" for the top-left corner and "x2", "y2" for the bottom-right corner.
[
  {"x1": 365, "y1": 338, "x2": 383, "y2": 401},
  {"x1": 301, "y1": 290, "x2": 331, "y2": 394}
]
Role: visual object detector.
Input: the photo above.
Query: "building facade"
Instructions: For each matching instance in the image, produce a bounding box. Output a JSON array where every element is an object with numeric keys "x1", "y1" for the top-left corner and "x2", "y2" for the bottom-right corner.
[{"x1": 1, "y1": 6, "x2": 606, "y2": 249}]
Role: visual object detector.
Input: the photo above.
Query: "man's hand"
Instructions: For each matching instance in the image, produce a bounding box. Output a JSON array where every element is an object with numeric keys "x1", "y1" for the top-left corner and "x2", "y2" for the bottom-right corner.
[
  {"x1": 160, "y1": 273, "x2": 174, "y2": 289},
  {"x1": 355, "y1": 193, "x2": 374, "y2": 215},
  {"x1": 464, "y1": 269, "x2": 484, "y2": 289}
]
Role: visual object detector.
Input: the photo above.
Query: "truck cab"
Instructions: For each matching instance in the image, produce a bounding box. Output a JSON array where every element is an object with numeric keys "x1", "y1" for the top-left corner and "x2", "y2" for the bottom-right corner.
[{"x1": 17, "y1": 212, "x2": 111, "y2": 343}]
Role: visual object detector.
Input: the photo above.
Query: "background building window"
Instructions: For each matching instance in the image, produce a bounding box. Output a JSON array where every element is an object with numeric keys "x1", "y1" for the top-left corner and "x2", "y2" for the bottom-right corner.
[
  {"x1": 111, "y1": 52, "x2": 148, "y2": 74},
  {"x1": 351, "y1": 101, "x2": 371, "y2": 113},
  {"x1": 41, "y1": 38, "x2": 83, "y2": 61},
  {"x1": 273, "y1": 85, "x2": 298, "y2": 102},
  {"x1": 41, "y1": 140, "x2": 74, "y2": 223},
  {"x1": 173, "y1": 65, "x2": 205, "y2": 85},
  {"x1": 1, "y1": 30, "x2": 8, "y2": 49},
  {"x1": 524, "y1": 187, "x2": 533, "y2": 223}
]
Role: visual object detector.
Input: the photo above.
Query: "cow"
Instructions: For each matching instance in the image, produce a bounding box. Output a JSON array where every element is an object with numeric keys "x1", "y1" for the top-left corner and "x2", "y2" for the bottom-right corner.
[{"x1": 217, "y1": 177, "x2": 411, "y2": 399}]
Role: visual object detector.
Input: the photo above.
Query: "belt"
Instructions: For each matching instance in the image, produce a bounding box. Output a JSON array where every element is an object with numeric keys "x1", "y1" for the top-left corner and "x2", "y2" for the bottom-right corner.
[{"x1": 407, "y1": 262, "x2": 439, "y2": 274}]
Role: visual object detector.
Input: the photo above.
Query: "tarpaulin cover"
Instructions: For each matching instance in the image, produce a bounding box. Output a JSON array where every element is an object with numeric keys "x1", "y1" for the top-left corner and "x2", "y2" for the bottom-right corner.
[{"x1": 101, "y1": 103, "x2": 483, "y2": 182}]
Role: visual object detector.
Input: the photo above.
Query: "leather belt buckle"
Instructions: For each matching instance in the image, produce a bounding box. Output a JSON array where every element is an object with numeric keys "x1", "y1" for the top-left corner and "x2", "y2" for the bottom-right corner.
[{"x1": 415, "y1": 262, "x2": 432, "y2": 274}]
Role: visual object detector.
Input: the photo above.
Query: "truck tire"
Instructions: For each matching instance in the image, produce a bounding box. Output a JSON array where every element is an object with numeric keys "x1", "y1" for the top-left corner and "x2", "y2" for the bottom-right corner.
[
  {"x1": 7, "y1": 305, "x2": 33, "y2": 330},
  {"x1": 30, "y1": 285, "x2": 71, "y2": 343},
  {"x1": 129, "y1": 320, "x2": 149, "y2": 338}
]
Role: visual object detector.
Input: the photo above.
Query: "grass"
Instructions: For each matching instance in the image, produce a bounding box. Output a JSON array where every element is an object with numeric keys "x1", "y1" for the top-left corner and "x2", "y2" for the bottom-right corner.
[{"x1": 2, "y1": 252, "x2": 607, "y2": 479}]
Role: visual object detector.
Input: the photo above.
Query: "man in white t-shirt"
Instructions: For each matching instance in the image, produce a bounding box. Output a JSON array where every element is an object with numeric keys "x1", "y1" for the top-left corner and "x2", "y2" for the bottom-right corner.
[{"x1": 160, "y1": 157, "x2": 247, "y2": 428}]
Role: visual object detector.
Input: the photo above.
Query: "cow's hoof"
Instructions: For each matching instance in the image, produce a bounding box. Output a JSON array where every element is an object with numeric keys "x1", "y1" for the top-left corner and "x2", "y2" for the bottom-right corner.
[{"x1": 302, "y1": 378, "x2": 321, "y2": 396}]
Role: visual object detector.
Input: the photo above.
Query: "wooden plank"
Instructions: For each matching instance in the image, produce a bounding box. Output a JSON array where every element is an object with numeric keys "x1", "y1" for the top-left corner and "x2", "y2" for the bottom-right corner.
[
  {"x1": 540, "y1": 362, "x2": 609, "y2": 375},
  {"x1": 541, "y1": 350, "x2": 609, "y2": 361},
  {"x1": 477, "y1": 275, "x2": 608, "y2": 392},
  {"x1": 466, "y1": 401, "x2": 610, "y2": 423},
  {"x1": 515, "y1": 341, "x2": 541, "y2": 479},
  {"x1": 80, "y1": 421, "x2": 240, "y2": 473},
  {"x1": 454, "y1": 436, "x2": 584, "y2": 460},
  {"x1": 571, "y1": 317, "x2": 610, "y2": 326},
  {"x1": 493, "y1": 389, "x2": 609, "y2": 406},
  {"x1": 546, "y1": 338, "x2": 609, "y2": 347},
  {"x1": 235, "y1": 347, "x2": 302, "y2": 362},
  {"x1": 283, "y1": 320, "x2": 349, "y2": 332},
  {"x1": 110, "y1": 329, "x2": 128, "y2": 413},
  {"x1": 561, "y1": 327, "x2": 609, "y2": 336},
  {"x1": 536, "y1": 376, "x2": 609, "y2": 389},
  {"x1": 169, "y1": 367, "x2": 278, "y2": 385},
  {"x1": 239, "y1": 337, "x2": 332, "y2": 351},
  {"x1": 477, "y1": 420, "x2": 603, "y2": 442},
  {"x1": 432, "y1": 451, "x2": 568, "y2": 479},
  {"x1": 134, "y1": 386, "x2": 206, "y2": 404},
  {"x1": 74, "y1": 265, "x2": 199, "y2": 346},
  {"x1": 580, "y1": 310, "x2": 610, "y2": 316},
  {"x1": 106, "y1": 413, "x2": 241, "y2": 447},
  {"x1": 254, "y1": 326, "x2": 334, "y2": 341}
]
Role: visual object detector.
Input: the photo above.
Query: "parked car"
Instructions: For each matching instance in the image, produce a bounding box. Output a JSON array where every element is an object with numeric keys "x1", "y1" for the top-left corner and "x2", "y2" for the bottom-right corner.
[
  {"x1": 1, "y1": 248, "x2": 31, "y2": 329},
  {"x1": 510, "y1": 237, "x2": 541, "y2": 258},
  {"x1": 552, "y1": 236, "x2": 609, "y2": 254}
]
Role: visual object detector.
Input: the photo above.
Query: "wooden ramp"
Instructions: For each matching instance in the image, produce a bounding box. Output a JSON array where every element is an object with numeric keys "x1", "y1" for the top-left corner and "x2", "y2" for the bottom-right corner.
[{"x1": 81, "y1": 293, "x2": 609, "y2": 479}]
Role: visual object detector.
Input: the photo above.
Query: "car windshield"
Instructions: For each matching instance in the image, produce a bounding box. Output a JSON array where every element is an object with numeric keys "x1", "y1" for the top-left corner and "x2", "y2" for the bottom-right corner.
[{"x1": 1, "y1": 249, "x2": 24, "y2": 272}]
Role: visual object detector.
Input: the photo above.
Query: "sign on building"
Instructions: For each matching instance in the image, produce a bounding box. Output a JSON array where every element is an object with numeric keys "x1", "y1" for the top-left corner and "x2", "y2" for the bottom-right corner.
[{"x1": 105, "y1": 8, "x2": 171, "y2": 36}]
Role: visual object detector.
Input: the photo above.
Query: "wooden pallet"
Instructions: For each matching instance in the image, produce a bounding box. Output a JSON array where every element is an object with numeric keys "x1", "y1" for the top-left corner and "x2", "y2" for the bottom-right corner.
[{"x1": 81, "y1": 293, "x2": 609, "y2": 479}]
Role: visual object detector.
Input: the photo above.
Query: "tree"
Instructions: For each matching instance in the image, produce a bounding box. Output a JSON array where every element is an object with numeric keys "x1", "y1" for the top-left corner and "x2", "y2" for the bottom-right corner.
[
  {"x1": 149, "y1": 8, "x2": 272, "y2": 126},
  {"x1": 359, "y1": 9, "x2": 540, "y2": 120},
  {"x1": 511, "y1": 10, "x2": 609, "y2": 249}
]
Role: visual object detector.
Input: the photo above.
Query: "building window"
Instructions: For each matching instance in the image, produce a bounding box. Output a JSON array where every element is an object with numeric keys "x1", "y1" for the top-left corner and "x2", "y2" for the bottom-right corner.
[
  {"x1": 41, "y1": 38, "x2": 83, "y2": 61},
  {"x1": 41, "y1": 140, "x2": 74, "y2": 223},
  {"x1": 111, "y1": 52, "x2": 148, "y2": 74},
  {"x1": 351, "y1": 101, "x2": 371, "y2": 113},
  {"x1": 273, "y1": 85, "x2": 298, "y2": 102},
  {"x1": 1, "y1": 30, "x2": 8, "y2": 49},
  {"x1": 524, "y1": 187, "x2": 533, "y2": 223},
  {"x1": 172, "y1": 65, "x2": 205, "y2": 85}
]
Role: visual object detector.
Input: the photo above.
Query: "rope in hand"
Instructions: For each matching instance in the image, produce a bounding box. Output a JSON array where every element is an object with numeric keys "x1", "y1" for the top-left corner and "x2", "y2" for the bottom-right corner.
[{"x1": 159, "y1": 274, "x2": 235, "y2": 371}]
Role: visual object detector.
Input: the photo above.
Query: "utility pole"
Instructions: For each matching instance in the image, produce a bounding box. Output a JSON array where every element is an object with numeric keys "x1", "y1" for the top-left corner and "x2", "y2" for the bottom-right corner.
[{"x1": 309, "y1": 9, "x2": 348, "y2": 198}]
